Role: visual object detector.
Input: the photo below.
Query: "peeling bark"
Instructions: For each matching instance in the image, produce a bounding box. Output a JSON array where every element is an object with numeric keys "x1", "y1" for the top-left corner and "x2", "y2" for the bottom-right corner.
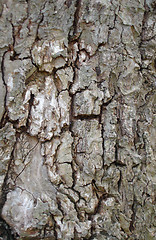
[{"x1": 0, "y1": 0, "x2": 155, "y2": 239}]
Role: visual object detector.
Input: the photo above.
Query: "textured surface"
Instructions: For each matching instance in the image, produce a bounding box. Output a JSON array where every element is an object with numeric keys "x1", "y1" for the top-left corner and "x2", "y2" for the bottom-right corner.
[{"x1": 0, "y1": 0, "x2": 156, "y2": 239}]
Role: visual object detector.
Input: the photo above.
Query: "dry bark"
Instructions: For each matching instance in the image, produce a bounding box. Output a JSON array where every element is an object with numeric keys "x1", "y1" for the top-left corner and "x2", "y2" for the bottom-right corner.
[{"x1": 0, "y1": 0, "x2": 155, "y2": 239}]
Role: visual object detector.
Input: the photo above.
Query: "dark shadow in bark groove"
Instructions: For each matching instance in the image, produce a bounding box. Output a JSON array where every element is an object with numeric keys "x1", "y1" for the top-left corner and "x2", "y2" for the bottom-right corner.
[{"x1": 0, "y1": 217, "x2": 16, "y2": 240}]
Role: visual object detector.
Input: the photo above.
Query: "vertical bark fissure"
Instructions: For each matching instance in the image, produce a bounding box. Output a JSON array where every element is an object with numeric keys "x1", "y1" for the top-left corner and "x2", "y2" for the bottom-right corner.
[
  {"x1": 129, "y1": 194, "x2": 137, "y2": 233},
  {"x1": 0, "y1": 137, "x2": 17, "y2": 240},
  {"x1": 99, "y1": 104, "x2": 105, "y2": 169},
  {"x1": 50, "y1": 213, "x2": 58, "y2": 240},
  {"x1": 0, "y1": 51, "x2": 8, "y2": 129},
  {"x1": 73, "y1": 0, "x2": 82, "y2": 37},
  {"x1": 26, "y1": 93, "x2": 34, "y2": 129}
]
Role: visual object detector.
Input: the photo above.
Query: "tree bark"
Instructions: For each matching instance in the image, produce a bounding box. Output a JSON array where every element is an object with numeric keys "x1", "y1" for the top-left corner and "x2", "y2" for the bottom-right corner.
[{"x1": 0, "y1": 0, "x2": 155, "y2": 239}]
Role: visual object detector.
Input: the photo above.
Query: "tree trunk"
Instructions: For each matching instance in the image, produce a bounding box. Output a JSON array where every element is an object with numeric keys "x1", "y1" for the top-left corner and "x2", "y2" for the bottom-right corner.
[{"x1": 0, "y1": 0, "x2": 155, "y2": 239}]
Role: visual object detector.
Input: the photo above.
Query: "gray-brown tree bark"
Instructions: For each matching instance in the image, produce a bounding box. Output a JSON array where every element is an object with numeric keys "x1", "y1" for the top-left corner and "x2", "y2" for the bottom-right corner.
[{"x1": 0, "y1": 0, "x2": 155, "y2": 239}]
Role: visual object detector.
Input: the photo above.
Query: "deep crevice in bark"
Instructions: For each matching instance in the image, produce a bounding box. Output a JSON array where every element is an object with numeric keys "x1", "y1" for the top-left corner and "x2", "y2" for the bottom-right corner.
[
  {"x1": 0, "y1": 51, "x2": 8, "y2": 129},
  {"x1": 0, "y1": 139, "x2": 17, "y2": 240}
]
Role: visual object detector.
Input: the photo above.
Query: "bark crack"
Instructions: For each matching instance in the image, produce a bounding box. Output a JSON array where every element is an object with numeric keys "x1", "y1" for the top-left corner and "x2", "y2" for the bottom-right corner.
[
  {"x1": 0, "y1": 51, "x2": 9, "y2": 129},
  {"x1": 14, "y1": 140, "x2": 39, "y2": 183},
  {"x1": 0, "y1": 134, "x2": 17, "y2": 240},
  {"x1": 71, "y1": 0, "x2": 82, "y2": 40}
]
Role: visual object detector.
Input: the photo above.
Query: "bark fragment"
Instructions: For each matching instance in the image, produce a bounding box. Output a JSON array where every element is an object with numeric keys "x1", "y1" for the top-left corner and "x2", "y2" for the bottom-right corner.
[{"x1": 0, "y1": 0, "x2": 155, "y2": 239}]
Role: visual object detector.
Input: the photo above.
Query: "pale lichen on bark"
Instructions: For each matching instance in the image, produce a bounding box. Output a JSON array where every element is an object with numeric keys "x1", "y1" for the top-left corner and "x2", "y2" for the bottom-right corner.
[{"x1": 0, "y1": 0, "x2": 155, "y2": 239}]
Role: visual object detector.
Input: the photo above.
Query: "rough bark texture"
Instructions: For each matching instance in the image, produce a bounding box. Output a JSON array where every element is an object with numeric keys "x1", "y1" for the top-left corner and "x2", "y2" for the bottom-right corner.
[{"x1": 0, "y1": 0, "x2": 156, "y2": 239}]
